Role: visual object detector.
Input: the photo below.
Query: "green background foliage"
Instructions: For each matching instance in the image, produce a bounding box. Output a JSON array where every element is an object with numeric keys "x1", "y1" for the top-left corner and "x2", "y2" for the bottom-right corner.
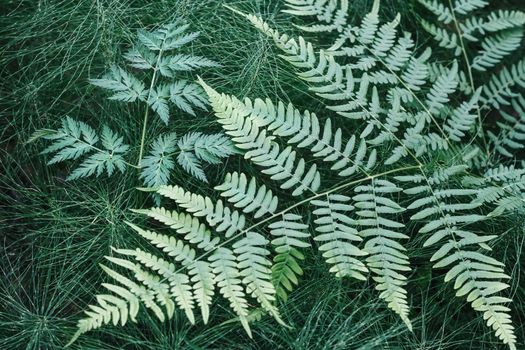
[{"x1": 1, "y1": 0, "x2": 524, "y2": 349}]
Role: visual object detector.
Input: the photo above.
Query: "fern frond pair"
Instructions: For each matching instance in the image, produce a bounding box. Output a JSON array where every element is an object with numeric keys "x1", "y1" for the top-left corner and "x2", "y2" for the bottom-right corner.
[
  {"x1": 38, "y1": 118, "x2": 236, "y2": 185},
  {"x1": 35, "y1": 21, "x2": 233, "y2": 186},
  {"x1": 141, "y1": 132, "x2": 237, "y2": 186},
  {"x1": 200, "y1": 81, "x2": 413, "y2": 330}
]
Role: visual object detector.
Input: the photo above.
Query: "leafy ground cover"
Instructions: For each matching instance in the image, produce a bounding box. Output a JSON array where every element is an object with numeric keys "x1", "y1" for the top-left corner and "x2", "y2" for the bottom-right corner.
[{"x1": 1, "y1": 0, "x2": 524, "y2": 349}]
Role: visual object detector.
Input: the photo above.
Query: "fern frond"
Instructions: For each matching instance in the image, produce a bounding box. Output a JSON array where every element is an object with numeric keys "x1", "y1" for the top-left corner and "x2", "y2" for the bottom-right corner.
[
  {"x1": 269, "y1": 213, "x2": 310, "y2": 301},
  {"x1": 444, "y1": 88, "x2": 481, "y2": 142},
  {"x1": 126, "y1": 222, "x2": 196, "y2": 265},
  {"x1": 89, "y1": 66, "x2": 147, "y2": 102},
  {"x1": 283, "y1": 0, "x2": 350, "y2": 34},
  {"x1": 105, "y1": 258, "x2": 172, "y2": 321},
  {"x1": 156, "y1": 185, "x2": 246, "y2": 238},
  {"x1": 397, "y1": 166, "x2": 517, "y2": 349},
  {"x1": 209, "y1": 247, "x2": 252, "y2": 336},
  {"x1": 176, "y1": 133, "x2": 207, "y2": 182},
  {"x1": 311, "y1": 193, "x2": 367, "y2": 280},
  {"x1": 140, "y1": 133, "x2": 177, "y2": 188},
  {"x1": 233, "y1": 231, "x2": 282, "y2": 323},
  {"x1": 176, "y1": 132, "x2": 237, "y2": 183},
  {"x1": 148, "y1": 84, "x2": 171, "y2": 124},
  {"x1": 71, "y1": 264, "x2": 167, "y2": 343},
  {"x1": 138, "y1": 21, "x2": 198, "y2": 52},
  {"x1": 124, "y1": 45, "x2": 156, "y2": 70},
  {"x1": 113, "y1": 248, "x2": 196, "y2": 324},
  {"x1": 159, "y1": 54, "x2": 219, "y2": 75},
  {"x1": 422, "y1": 20, "x2": 461, "y2": 56},
  {"x1": 90, "y1": 20, "x2": 213, "y2": 126},
  {"x1": 67, "y1": 285, "x2": 139, "y2": 347},
  {"x1": 488, "y1": 95, "x2": 525, "y2": 157},
  {"x1": 480, "y1": 59, "x2": 525, "y2": 109},
  {"x1": 191, "y1": 132, "x2": 238, "y2": 165},
  {"x1": 461, "y1": 10, "x2": 525, "y2": 41},
  {"x1": 426, "y1": 61, "x2": 459, "y2": 115},
  {"x1": 215, "y1": 172, "x2": 279, "y2": 218},
  {"x1": 454, "y1": 0, "x2": 488, "y2": 15},
  {"x1": 140, "y1": 132, "x2": 235, "y2": 186},
  {"x1": 234, "y1": 4, "x2": 463, "y2": 159},
  {"x1": 131, "y1": 207, "x2": 220, "y2": 251},
  {"x1": 169, "y1": 80, "x2": 208, "y2": 116},
  {"x1": 472, "y1": 29, "x2": 524, "y2": 72},
  {"x1": 353, "y1": 178, "x2": 412, "y2": 330},
  {"x1": 199, "y1": 80, "x2": 321, "y2": 196},
  {"x1": 41, "y1": 117, "x2": 98, "y2": 164},
  {"x1": 40, "y1": 118, "x2": 129, "y2": 180},
  {"x1": 418, "y1": 0, "x2": 454, "y2": 24},
  {"x1": 465, "y1": 165, "x2": 525, "y2": 216}
]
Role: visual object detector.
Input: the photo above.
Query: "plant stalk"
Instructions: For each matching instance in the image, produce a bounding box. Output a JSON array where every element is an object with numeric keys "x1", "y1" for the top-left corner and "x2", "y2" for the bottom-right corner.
[{"x1": 137, "y1": 50, "x2": 164, "y2": 167}]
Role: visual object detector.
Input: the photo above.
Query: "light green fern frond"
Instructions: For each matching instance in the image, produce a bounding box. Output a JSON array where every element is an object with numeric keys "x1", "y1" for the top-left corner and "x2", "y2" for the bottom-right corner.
[
  {"x1": 283, "y1": 0, "x2": 350, "y2": 34},
  {"x1": 199, "y1": 80, "x2": 321, "y2": 196},
  {"x1": 89, "y1": 66, "x2": 147, "y2": 102},
  {"x1": 140, "y1": 133, "x2": 178, "y2": 188},
  {"x1": 480, "y1": 59, "x2": 525, "y2": 109},
  {"x1": 397, "y1": 165, "x2": 517, "y2": 349},
  {"x1": 472, "y1": 29, "x2": 524, "y2": 72},
  {"x1": 353, "y1": 178, "x2": 412, "y2": 330},
  {"x1": 311, "y1": 194, "x2": 367, "y2": 280},
  {"x1": 464, "y1": 165, "x2": 525, "y2": 216},
  {"x1": 215, "y1": 172, "x2": 279, "y2": 218}
]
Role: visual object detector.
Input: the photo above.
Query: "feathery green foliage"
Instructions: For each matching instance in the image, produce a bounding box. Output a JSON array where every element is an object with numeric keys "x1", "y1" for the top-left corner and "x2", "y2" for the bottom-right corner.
[
  {"x1": 4, "y1": 0, "x2": 525, "y2": 349},
  {"x1": 31, "y1": 21, "x2": 235, "y2": 187},
  {"x1": 68, "y1": 1, "x2": 525, "y2": 349}
]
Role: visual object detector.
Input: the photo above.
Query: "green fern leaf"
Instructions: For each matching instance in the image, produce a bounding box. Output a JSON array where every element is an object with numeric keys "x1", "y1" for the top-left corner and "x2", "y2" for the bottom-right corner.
[
  {"x1": 269, "y1": 213, "x2": 309, "y2": 301},
  {"x1": 169, "y1": 80, "x2": 208, "y2": 116},
  {"x1": 398, "y1": 166, "x2": 517, "y2": 349},
  {"x1": 89, "y1": 66, "x2": 147, "y2": 102},
  {"x1": 40, "y1": 118, "x2": 129, "y2": 180},
  {"x1": 140, "y1": 133, "x2": 177, "y2": 188},
  {"x1": 472, "y1": 29, "x2": 524, "y2": 72},
  {"x1": 215, "y1": 172, "x2": 279, "y2": 218}
]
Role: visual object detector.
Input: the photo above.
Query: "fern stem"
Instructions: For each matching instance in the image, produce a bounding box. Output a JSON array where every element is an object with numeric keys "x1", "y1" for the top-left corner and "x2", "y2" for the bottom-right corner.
[
  {"x1": 137, "y1": 107, "x2": 151, "y2": 167},
  {"x1": 167, "y1": 164, "x2": 422, "y2": 278},
  {"x1": 137, "y1": 48, "x2": 165, "y2": 167},
  {"x1": 447, "y1": 0, "x2": 488, "y2": 153}
]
